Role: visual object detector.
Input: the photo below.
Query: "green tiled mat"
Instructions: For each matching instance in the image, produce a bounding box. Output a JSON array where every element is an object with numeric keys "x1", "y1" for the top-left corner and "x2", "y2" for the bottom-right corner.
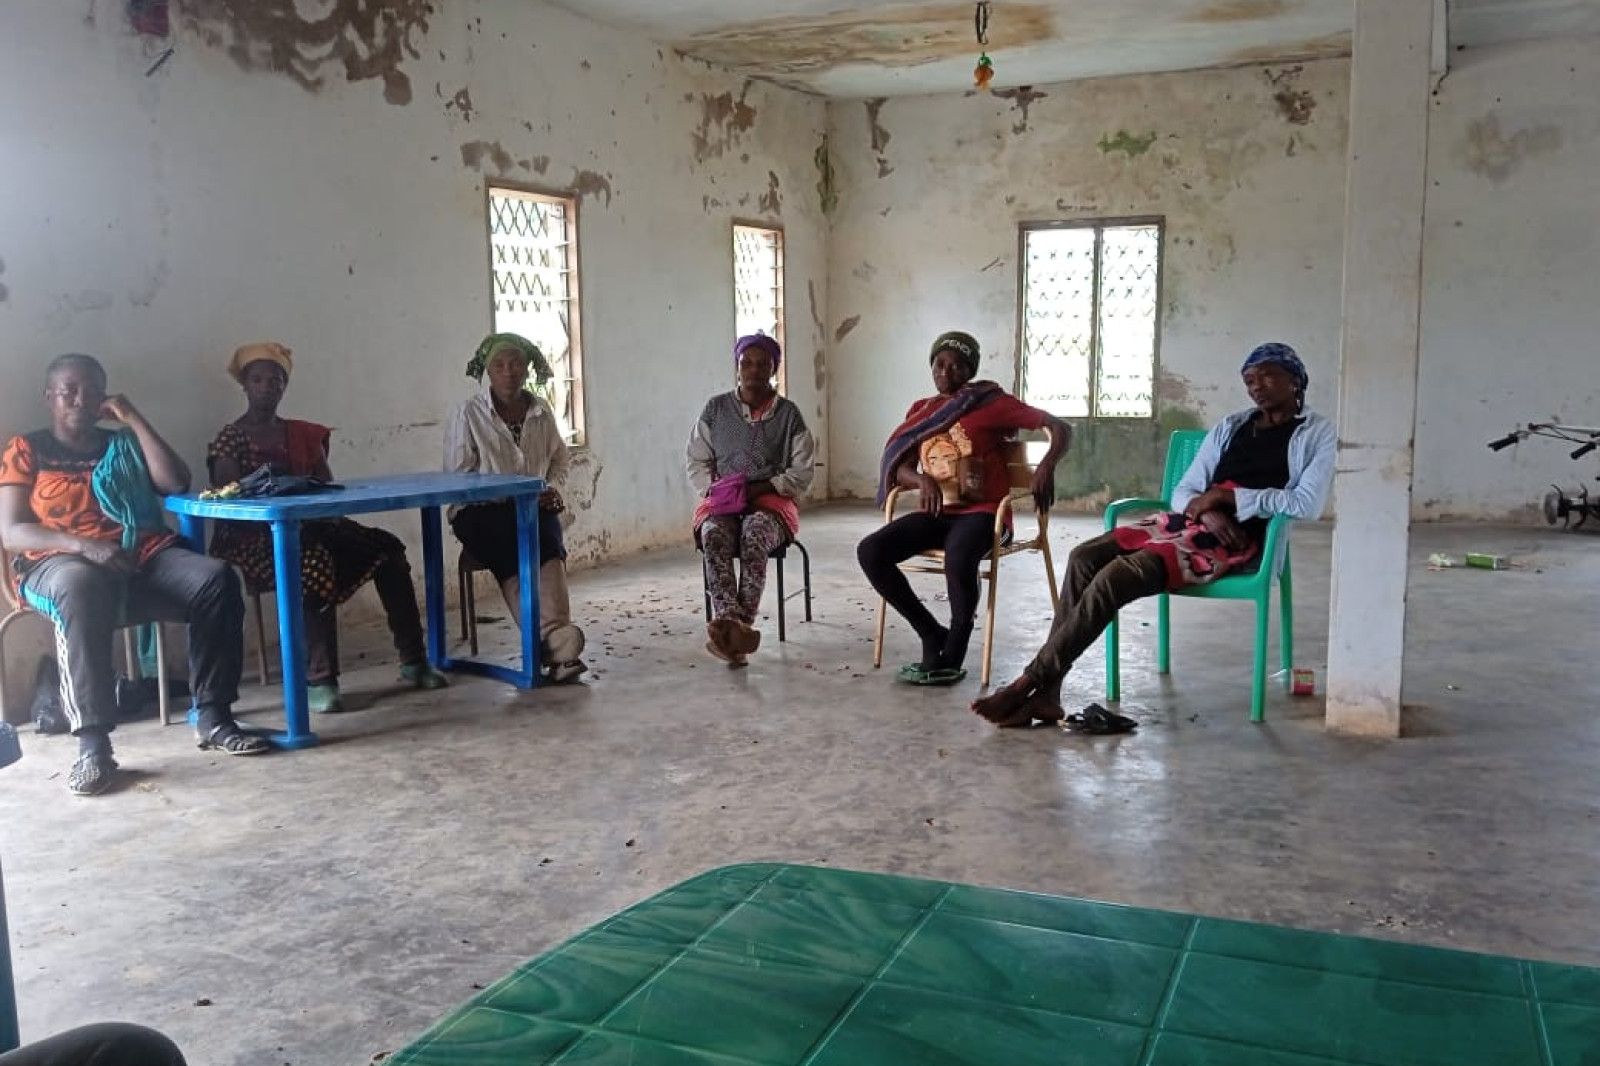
[{"x1": 387, "y1": 863, "x2": 1600, "y2": 1066}]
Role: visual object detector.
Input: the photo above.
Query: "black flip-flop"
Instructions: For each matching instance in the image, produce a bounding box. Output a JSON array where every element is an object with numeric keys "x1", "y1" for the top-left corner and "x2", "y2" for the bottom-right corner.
[{"x1": 1063, "y1": 703, "x2": 1138, "y2": 735}]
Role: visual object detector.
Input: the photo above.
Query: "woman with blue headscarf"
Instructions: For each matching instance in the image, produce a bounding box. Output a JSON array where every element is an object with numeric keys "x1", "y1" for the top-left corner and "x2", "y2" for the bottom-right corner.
[{"x1": 972, "y1": 342, "x2": 1336, "y2": 728}]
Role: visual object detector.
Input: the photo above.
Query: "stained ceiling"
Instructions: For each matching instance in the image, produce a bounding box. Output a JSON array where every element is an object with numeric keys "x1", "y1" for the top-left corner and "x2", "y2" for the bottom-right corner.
[{"x1": 543, "y1": 0, "x2": 1600, "y2": 98}]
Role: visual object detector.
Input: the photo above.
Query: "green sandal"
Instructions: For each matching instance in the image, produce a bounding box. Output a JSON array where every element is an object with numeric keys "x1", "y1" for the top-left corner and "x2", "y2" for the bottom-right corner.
[
  {"x1": 400, "y1": 663, "x2": 450, "y2": 690},
  {"x1": 308, "y1": 682, "x2": 346, "y2": 714},
  {"x1": 896, "y1": 663, "x2": 968, "y2": 687}
]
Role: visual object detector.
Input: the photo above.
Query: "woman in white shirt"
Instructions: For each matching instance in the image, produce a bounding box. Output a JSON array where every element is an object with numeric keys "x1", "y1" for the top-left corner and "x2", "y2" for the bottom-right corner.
[{"x1": 443, "y1": 334, "x2": 586, "y2": 683}]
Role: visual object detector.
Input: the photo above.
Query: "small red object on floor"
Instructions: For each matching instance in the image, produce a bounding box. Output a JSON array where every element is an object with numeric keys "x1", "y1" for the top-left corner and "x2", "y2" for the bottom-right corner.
[{"x1": 1291, "y1": 668, "x2": 1315, "y2": 696}]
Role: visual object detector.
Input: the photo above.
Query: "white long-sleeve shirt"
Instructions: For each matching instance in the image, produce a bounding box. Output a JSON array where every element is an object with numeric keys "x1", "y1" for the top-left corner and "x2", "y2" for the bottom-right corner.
[{"x1": 444, "y1": 381, "x2": 571, "y2": 492}]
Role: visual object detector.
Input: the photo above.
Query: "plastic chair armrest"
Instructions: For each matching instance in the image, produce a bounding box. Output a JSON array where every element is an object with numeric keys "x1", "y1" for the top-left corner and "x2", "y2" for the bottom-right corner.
[
  {"x1": 1103, "y1": 497, "x2": 1168, "y2": 531},
  {"x1": 1257, "y1": 512, "x2": 1295, "y2": 577}
]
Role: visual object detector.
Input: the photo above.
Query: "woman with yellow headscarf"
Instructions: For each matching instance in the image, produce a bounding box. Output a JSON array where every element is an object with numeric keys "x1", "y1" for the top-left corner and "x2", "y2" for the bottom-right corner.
[{"x1": 207, "y1": 343, "x2": 448, "y2": 712}]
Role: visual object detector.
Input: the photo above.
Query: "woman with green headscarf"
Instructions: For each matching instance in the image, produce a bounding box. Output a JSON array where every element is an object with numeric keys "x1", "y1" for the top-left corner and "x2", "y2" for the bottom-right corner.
[{"x1": 444, "y1": 333, "x2": 587, "y2": 683}]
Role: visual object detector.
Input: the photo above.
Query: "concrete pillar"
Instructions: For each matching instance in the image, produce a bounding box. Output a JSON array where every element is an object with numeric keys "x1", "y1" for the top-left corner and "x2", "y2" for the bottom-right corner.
[{"x1": 1325, "y1": 0, "x2": 1434, "y2": 737}]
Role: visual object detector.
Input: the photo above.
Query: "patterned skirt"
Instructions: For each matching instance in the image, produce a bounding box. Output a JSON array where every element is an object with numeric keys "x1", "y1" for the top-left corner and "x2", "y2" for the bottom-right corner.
[{"x1": 210, "y1": 518, "x2": 404, "y2": 605}]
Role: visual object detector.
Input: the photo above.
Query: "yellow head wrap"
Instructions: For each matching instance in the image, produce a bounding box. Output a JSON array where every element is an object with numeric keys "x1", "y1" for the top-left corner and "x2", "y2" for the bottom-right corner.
[{"x1": 228, "y1": 342, "x2": 293, "y2": 383}]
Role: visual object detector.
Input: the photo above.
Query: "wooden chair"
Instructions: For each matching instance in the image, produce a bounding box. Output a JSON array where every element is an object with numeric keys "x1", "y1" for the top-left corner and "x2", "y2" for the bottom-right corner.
[
  {"x1": 244, "y1": 585, "x2": 272, "y2": 685},
  {"x1": 1102, "y1": 429, "x2": 1296, "y2": 722},
  {"x1": 0, "y1": 548, "x2": 171, "y2": 726},
  {"x1": 872, "y1": 439, "x2": 1059, "y2": 686},
  {"x1": 458, "y1": 550, "x2": 490, "y2": 656}
]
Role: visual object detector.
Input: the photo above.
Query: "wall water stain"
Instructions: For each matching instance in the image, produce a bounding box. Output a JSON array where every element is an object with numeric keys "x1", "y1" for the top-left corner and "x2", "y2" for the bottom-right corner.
[{"x1": 179, "y1": 0, "x2": 434, "y2": 106}]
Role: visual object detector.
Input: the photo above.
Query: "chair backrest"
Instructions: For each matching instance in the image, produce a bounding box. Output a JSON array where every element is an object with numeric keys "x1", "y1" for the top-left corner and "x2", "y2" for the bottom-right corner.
[
  {"x1": 1160, "y1": 430, "x2": 1209, "y2": 504},
  {"x1": 1002, "y1": 438, "x2": 1037, "y2": 493},
  {"x1": 0, "y1": 548, "x2": 23, "y2": 613}
]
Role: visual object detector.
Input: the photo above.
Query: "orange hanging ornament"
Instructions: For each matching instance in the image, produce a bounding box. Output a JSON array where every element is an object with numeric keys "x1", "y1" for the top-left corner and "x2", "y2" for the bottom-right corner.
[{"x1": 972, "y1": 4, "x2": 994, "y2": 90}]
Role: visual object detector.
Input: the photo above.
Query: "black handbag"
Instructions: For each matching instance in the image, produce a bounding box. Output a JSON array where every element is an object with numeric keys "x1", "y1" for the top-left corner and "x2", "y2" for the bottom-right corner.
[{"x1": 234, "y1": 464, "x2": 343, "y2": 498}]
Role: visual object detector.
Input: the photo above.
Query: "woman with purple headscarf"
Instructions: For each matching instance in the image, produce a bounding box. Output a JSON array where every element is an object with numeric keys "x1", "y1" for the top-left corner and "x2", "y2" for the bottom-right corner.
[
  {"x1": 686, "y1": 334, "x2": 816, "y2": 666},
  {"x1": 972, "y1": 341, "x2": 1337, "y2": 728}
]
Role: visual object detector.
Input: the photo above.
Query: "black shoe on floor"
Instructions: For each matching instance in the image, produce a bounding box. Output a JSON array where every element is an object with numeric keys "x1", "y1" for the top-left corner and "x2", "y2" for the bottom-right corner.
[{"x1": 196, "y1": 723, "x2": 271, "y2": 756}]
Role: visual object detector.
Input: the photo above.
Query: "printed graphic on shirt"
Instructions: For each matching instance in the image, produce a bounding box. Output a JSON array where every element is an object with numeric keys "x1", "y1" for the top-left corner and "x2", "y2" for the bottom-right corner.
[{"x1": 919, "y1": 423, "x2": 976, "y2": 505}]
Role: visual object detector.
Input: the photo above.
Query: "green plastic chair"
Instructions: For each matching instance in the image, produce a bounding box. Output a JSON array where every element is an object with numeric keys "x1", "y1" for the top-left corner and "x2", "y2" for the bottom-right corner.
[{"x1": 1102, "y1": 429, "x2": 1294, "y2": 722}]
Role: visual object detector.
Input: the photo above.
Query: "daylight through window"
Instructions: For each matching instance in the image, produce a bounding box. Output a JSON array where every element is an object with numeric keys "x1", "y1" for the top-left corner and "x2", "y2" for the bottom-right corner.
[
  {"x1": 733, "y1": 224, "x2": 785, "y2": 392},
  {"x1": 488, "y1": 185, "x2": 585, "y2": 445},
  {"x1": 1020, "y1": 220, "x2": 1162, "y2": 419}
]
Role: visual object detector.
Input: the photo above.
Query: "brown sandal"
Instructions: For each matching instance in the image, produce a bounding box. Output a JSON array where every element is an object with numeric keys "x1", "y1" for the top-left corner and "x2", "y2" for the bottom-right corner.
[
  {"x1": 728, "y1": 620, "x2": 762, "y2": 656},
  {"x1": 705, "y1": 621, "x2": 747, "y2": 667}
]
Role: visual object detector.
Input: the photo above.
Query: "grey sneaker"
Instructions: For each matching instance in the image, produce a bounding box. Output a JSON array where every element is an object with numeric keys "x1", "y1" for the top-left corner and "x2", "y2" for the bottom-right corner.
[{"x1": 68, "y1": 752, "x2": 117, "y2": 796}]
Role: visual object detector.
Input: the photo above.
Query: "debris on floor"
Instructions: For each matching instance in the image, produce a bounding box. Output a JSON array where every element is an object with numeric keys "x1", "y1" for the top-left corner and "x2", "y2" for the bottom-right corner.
[{"x1": 1429, "y1": 551, "x2": 1522, "y2": 571}]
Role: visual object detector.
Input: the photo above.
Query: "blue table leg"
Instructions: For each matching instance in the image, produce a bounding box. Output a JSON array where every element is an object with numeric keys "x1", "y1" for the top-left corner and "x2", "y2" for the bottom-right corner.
[
  {"x1": 269, "y1": 519, "x2": 317, "y2": 749},
  {"x1": 0, "y1": 859, "x2": 18, "y2": 1053},
  {"x1": 515, "y1": 495, "x2": 542, "y2": 689},
  {"x1": 412, "y1": 493, "x2": 545, "y2": 689},
  {"x1": 421, "y1": 506, "x2": 446, "y2": 671},
  {"x1": 176, "y1": 513, "x2": 206, "y2": 554}
]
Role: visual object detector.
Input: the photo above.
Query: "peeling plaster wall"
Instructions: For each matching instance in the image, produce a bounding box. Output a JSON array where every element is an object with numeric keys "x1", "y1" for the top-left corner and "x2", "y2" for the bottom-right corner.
[
  {"x1": 827, "y1": 39, "x2": 1600, "y2": 521},
  {"x1": 824, "y1": 60, "x2": 1350, "y2": 506},
  {"x1": 1415, "y1": 36, "x2": 1600, "y2": 521},
  {"x1": 0, "y1": 0, "x2": 827, "y2": 660}
]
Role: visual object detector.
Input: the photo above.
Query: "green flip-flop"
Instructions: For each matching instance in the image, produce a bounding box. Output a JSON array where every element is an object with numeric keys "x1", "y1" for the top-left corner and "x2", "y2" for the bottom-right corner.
[{"x1": 897, "y1": 663, "x2": 968, "y2": 686}]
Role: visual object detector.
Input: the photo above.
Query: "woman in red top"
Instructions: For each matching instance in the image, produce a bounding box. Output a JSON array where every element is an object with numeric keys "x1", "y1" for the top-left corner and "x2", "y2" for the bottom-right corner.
[
  {"x1": 858, "y1": 331, "x2": 1071, "y2": 684},
  {"x1": 207, "y1": 343, "x2": 445, "y2": 713}
]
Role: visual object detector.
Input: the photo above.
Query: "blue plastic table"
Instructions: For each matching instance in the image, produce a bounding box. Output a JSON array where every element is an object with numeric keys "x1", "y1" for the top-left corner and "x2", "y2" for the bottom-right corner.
[
  {"x1": 388, "y1": 862, "x2": 1600, "y2": 1066},
  {"x1": 166, "y1": 472, "x2": 546, "y2": 748}
]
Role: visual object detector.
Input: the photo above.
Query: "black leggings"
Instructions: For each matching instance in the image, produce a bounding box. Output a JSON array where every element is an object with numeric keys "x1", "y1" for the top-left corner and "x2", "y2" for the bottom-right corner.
[{"x1": 858, "y1": 510, "x2": 996, "y2": 670}]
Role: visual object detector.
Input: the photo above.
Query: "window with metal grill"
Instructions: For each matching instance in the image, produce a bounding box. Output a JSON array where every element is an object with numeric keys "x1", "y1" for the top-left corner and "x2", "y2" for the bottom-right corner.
[
  {"x1": 733, "y1": 224, "x2": 786, "y2": 393},
  {"x1": 487, "y1": 185, "x2": 585, "y2": 445},
  {"x1": 1019, "y1": 219, "x2": 1163, "y2": 419}
]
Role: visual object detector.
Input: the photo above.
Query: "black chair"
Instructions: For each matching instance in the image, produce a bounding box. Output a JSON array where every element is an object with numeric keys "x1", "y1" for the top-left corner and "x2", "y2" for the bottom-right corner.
[{"x1": 700, "y1": 539, "x2": 812, "y2": 642}]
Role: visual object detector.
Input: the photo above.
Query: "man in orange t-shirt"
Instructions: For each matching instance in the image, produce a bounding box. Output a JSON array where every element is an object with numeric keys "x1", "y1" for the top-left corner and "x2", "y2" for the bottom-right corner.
[{"x1": 0, "y1": 354, "x2": 269, "y2": 796}]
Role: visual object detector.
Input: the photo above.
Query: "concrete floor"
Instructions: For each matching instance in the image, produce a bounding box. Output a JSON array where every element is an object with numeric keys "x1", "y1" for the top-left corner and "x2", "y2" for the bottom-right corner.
[{"x1": 1, "y1": 506, "x2": 1596, "y2": 1066}]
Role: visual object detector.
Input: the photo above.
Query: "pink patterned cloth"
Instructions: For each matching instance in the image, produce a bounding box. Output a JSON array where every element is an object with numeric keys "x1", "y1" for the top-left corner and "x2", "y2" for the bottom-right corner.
[
  {"x1": 1111, "y1": 512, "x2": 1260, "y2": 591},
  {"x1": 692, "y1": 491, "x2": 799, "y2": 539}
]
